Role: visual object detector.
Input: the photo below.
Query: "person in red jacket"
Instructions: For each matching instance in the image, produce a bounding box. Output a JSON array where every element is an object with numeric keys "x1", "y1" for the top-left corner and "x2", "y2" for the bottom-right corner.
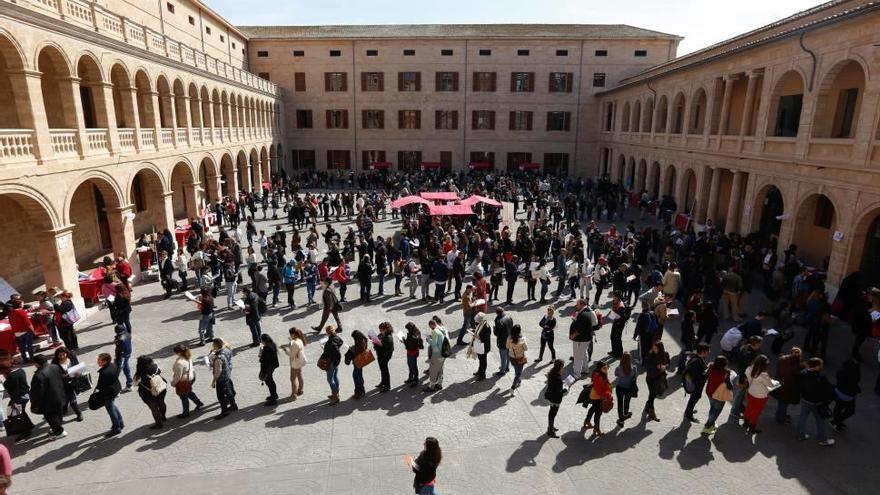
[
  {"x1": 8, "y1": 300, "x2": 34, "y2": 363},
  {"x1": 583, "y1": 361, "x2": 613, "y2": 436}
]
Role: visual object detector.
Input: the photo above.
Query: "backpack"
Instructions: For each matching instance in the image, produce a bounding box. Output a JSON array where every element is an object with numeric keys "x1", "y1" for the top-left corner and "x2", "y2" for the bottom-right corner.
[
  {"x1": 682, "y1": 356, "x2": 698, "y2": 394},
  {"x1": 441, "y1": 335, "x2": 452, "y2": 358},
  {"x1": 645, "y1": 312, "x2": 659, "y2": 335}
]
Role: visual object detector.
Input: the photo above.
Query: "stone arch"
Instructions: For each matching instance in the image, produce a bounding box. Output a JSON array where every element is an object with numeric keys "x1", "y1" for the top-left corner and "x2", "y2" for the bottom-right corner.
[
  {"x1": 198, "y1": 154, "x2": 220, "y2": 204},
  {"x1": 662, "y1": 163, "x2": 677, "y2": 197},
  {"x1": 649, "y1": 161, "x2": 662, "y2": 198},
  {"x1": 156, "y1": 74, "x2": 174, "y2": 128},
  {"x1": 109, "y1": 62, "x2": 135, "y2": 128},
  {"x1": 811, "y1": 59, "x2": 867, "y2": 139},
  {"x1": 655, "y1": 95, "x2": 669, "y2": 133},
  {"x1": 615, "y1": 154, "x2": 626, "y2": 184},
  {"x1": 678, "y1": 167, "x2": 698, "y2": 214},
  {"x1": 626, "y1": 157, "x2": 636, "y2": 190},
  {"x1": 75, "y1": 53, "x2": 107, "y2": 129},
  {"x1": 172, "y1": 78, "x2": 188, "y2": 128},
  {"x1": 65, "y1": 173, "x2": 125, "y2": 269},
  {"x1": 0, "y1": 31, "x2": 31, "y2": 128},
  {"x1": 169, "y1": 160, "x2": 197, "y2": 221},
  {"x1": 671, "y1": 92, "x2": 686, "y2": 134},
  {"x1": 636, "y1": 158, "x2": 648, "y2": 191},
  {"x1": 766, "y1": 70, "x2": 805, "y2": 137},
  {"x1": 236, "y1": 149, "x2": 250, "y2": 192},
  {"x1": 134, "y1": 69, "x2": 156, "y2": 128},
  {"x1": 260, "y1": 145, "x2": 270, "y2": 185},
  {"x1": 188, "y1": 83, "x2": 202, "y2": 128},
  {"x1": 751, "y1": 183, "x2": 785, "y2": 247},
  {"x1": 249, "y1": 147, "x2": 260, "y2": 190},
  {"x1": 847, "y1": 204, "x2": 880, "y2": 287},
  {"x1": 220, "y1": 152, "x2": 236, "y2": 197},
  {"x1": 642, "y1": 97, "x2": 654, "y2": 132},
  {"x1": 221, "y1": 90, "x2": 230, "y2": 130},
  {"x1": 621, "y1": 101, "x2": 631, "y2": 132},
  {"x1": 128, "y1": 165, "x2": 168, "y2": 235},
  {"x1": 200, "y1": 85, "x2": 212, "y2": 128},
  {"x1": 688, "y1": 87, "x2": 708, "y2": 134},
  {"x1": 792, "y1": 192, "x2": 839, "y2": 269},
  {"x1": 631, "y1": 100, "x2": 642, "y2": 133},
  {"x1": 36, "y1": 44, "x2": 77, "y2": 128},
  {"x1": 211, "y1": 87, "x2": 222, "y2": 129}
]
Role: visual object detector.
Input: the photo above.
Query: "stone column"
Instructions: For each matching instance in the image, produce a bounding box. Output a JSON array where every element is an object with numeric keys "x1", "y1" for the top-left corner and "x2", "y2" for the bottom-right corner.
[
  {"x1": 705, "y1": 167, "x2": 721, "y2": 224},
  {"x1": 740, "y1": 71, "x2": 761, "y2": 136},
  {"x1": 183, "y1": 182, "x2": 200, "y2": 219},
  {"x1": 208, "y1": 99, "x2": 217, "y2": 144},
  {"x1": 39, "y1": 226, "x2": 82, "y2": 300},
  {"x1": 167, "y1": 93, "x2": 179, "y2": 147},
  {"x1": 13, "y1": 70, "x2": 54, "y2": 162},
  {"x1": 125, "y1": 87, "x2": 143, "y2": 150},
  {"x1": 98, "y1": 82, "x2": 121, "y2": 152},
  {"x1": 718, "y1": 75, "x2": 738, "y2": 136},
  {"x1": 725, "y1": 171, "x2": 745, "y2": 233},
  {"x1": 181, "y1": 95, "x2": 193, "y2": 147},
  {"x1": 62, "y1": 76, "x2": 89, "y2": 157},
  {"x1": 205, "y1": 174, "x2": 222, "y2": 204},
  {"x1": 160, "y1": 192, "x2": 176, "y2": 230},
  {"x1": 149, "y1": 90, "x2": 162, "y2": 149}
]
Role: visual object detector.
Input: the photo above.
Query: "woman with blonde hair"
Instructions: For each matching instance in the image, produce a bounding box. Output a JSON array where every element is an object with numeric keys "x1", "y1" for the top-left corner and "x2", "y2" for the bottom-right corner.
[
  {"x1": 282, "y1": 327, "x2": 307, "y2": 400},
  {"x1": 171, "y1": 344, "x2": 204, "y2": 418}
]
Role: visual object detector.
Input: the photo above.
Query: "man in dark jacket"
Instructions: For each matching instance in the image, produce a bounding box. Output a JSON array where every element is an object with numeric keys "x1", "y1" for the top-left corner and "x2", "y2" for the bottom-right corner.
[
  {"x1": 0, "y1": 351, "x2": 34, "y2": 441},
  {"x1": 569, "y1": 299, "x2": 597, "y2": 376},
  {"x1": 797, "y1": 357, "x2": 835, "y2": 446},
  {"x1": 504, "y1": 256, "x2": 519, "y2": 305},
  {"x1": 158, "y1": 250, "x2": 175, "y2": 299},
  {"x1": 431, "y1": 258, "x2": 449, "y2": 304},
  {"x1": 96, "y1": 352, "x2": 124, "y2": 436},
  {"x1": 29, "y1": 355, "x2": 67, "y2": 439},
  {"x1": 683, "y1": 343, "x2": 711, "y2": 422},
  {"x1": 242, "y1": 287, "x2": 262, "y2": 347},
  {"x1": 312, "y1": 279, "x2": 343, "y2": 333},
  {"x1": 494, "y1": 307, "x2": 514, "y2": 376}
]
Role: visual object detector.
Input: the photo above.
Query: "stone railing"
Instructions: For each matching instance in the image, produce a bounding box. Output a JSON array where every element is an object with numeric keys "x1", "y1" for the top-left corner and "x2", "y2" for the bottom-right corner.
[
  {"x1": 176, "y1": 128, "x2": 188, "y2": 145},
  {"x1": 49, "y1": 129, "x2": 78, "y2": 156},
  {"x1": 160, "y1": 128, "x2": 174, "y2": 146},
  {"x1": 0, "y1": 129, "x2": 34, "y2": 160},
  {"x1": 117, "y1": 128, "x2": 135, "y2": 150},
  {"x1": 85, "y1": 128, "x2": 109, "y2": 152},
  {"x1": 140, "y1": 129, "x2": 155, "y2": 148}
]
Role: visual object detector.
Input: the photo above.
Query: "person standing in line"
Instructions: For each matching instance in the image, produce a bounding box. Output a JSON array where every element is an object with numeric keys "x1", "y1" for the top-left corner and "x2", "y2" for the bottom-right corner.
[
  {"x1": 404, "y1": 322, "x2": 424, "y2": 387},
  {"x1": 134, "y1": 356, "x2": 167, "y2": 430},
  {"x1": 773, "y1": 347, "x2": 802, "y2": 424},
  {"x1": 320, "y1": 326, "x2": 343, "y2": 405},
  {"x1": 457, "y1": 286, "x2": 475, "y2": 346},
  {"x1": 643, "y1": 341, "x2": 670, "y2": 422},
  {"x1": 608, "y1": 291, "x2": 628, "y2": 359},
  {"x1": 358, "y1": 255, "x2": 374, "y2": 303},
  {"x1": 504, "y1": 255, "x2": 519, "y2": 305},
  {"x1": 431, "y1": 257, "x2": 449, "y2": 304},
  {"x1": 303, "y1": 260, "x2": 318, "y2": 306},
  {"x1": 743, "y1": 354, "x2": 779, "y2": 434},
  {"x1": 614, "y1": 353, "x2": 636, "y2": 428},
  {"x1": 312, "y1": 279, "x2": 343, "y2": 333},
  {"x1": 194, "y1": 288, "x2": 216, "y2": 346},
  {"x1": 701, "y1": 355, "x2": 734, "y2": 435},
  {"x1": 544, "y1": 359, "x2": 567, "y2": 437},
  {"x1": 211, "y1": 338, "x2": 239, "y2": 418},
  {"x1": 281, "y1": 327, "x2": 307, "y2": 400},
  {"x1": 95, "y1": 352, "x2": 124, "y2": 437},
  {"x1": 174, "y1": 247, "x2": 189, "y2": 292},
  {"x1": 8, "y1": 300, "x2": 35, "y2": 363},
  {"x1": 50, "y1": 347, "x2": 82, "y2": 422},
  {"x1": 584, "y1": 361, "x2": 612, "y2": 436},
  {"x1": 0, "y1": 351, "x2": 34, "y2": 442},
  {"x1": 158, "y1": 250, "x2": 175, "y2": 299},
  {"x1": 423, "y1": 319, "x2": 449, "y2": 393},
  {"x1": 405, "y1": 437, "x2": 442, "y2": 495},
  {"x1": 536, "y1": 305, "x2": 557, "y2": 362},
  {"x1": 345, "y1": 330, "x2": 369, "y2": 400},
  {"x1": 222, "y1": 260, "x2": 238, "y2": 310},
  {"x1": 375, "y1": 322, "x2": 395, "y2": 392},
  {"x1": 797, "y1": 357, "x2": 835, "y2": 446},
  {"x1": 683, "y1": 343, "x2": 711, "y2": 423},
  {"x1": 108, "y1": 284, "x2": 133, "y2": 334},
  {"x1": 171, "y1": 344, "x2": 204, "y2": 418},
  {"x1": 472, "y1": 313, "x2": 491, "y2": 381},
  {"x1": 259, "y1": 334, "x2": 280, "y2": 406},
  {"x1": 29, "y1": 355, "x2": 67, "y2": 439},
  {"x1": 241, "y1": 287, "x2": 262, "y2": 347},
  {"x1": 407, "y1": 257, "x2": 422, "y2": 300},
  {"x1": 507, "y1": 324, "x2": 528, "y2": 393},
  {"x1": 282, "y1": 258, "x2": 300, "y2": 309},
  {"x1": 55, "y1": 291, "x2": 79, "y2": 350},
  {"x1": 569, "y1": 299, "x2": 597, "y2": 377},
  {"x1": 493, "y1": 306, "x2": 513, "y2": 376},
  {"x1": 675, "y1": 310, "x2": 697, "y2": 373},
  {"x1": 113, "y1": 324, "x2": 133, "y2": 391}
]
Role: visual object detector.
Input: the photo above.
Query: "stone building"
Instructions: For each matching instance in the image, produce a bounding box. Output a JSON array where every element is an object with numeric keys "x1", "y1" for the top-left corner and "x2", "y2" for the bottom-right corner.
[
  {"x1": 0, "y1": 0, "x2": 283, "y2": 300},
  {"x1": 594, "y1": 0, "x2": 880, "y2": 290}
]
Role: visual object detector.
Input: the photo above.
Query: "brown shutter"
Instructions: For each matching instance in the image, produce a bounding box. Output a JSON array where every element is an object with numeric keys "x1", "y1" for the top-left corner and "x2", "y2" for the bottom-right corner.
[
  {"x1": 294, "y1": 72, "x2": 306, "y2": 91},
  {"x1": 528, "y1": 72, "x2": 535, "y2": 92},
  {"x1": 378, "y1": 73, "x2": 384, "y2": 92},
  {"x1": 398, "y1": 110, "x2": 404, "y2": 129},
  {"x1": 509, "y1": 111, "x2": 516, "y2": 130},
  {"x1": 490, "y1": 72, "x2": 497, "y2": 92},
  {"x1": 415, "y1": 72, "x2": 421, "y2": 91},
  {"x1": 397, "y1": 151, "x2": 403, "y2": 168},
  {"x1": 451, "y1": 111, "x2": 458, "y2": 129},
  {"x1": 378, "y1": 110, "x2": 384, "y2": 129},
  {"x1": 564, "y1": 112, "x2": 571, "y2": 131},
  {"x1": 326, "y1": 150, "x2": 332, "y2": 167},
  {"x1": 341, "y1": 73, "x2": 348, "y2": 91},
  {"x1": 435, "y1": 110, "x2": 441, "y2": 129},
  {"x1": 342, "y1": 110, "x2": 349, "y2": 128},
  {"x1": 398, "y1": 72, "x2": 404, "y2": 91},
  {"x1": 527, "y1": 111, "x2": 533, "y2": 130},
  {"x1": 510, "y1": 73, "x2": 516, "y2": 93},
  {"x1": 415, "y1": 110, "x2": 421, "y2": 129},
  {"x1": 548, "y1": 73, "x2": 554, "y2": 93},
  {"x1": 452, "y1": 72, "x2": 459, "y2": 92},
  {"x1": 546, "y1": 112, "x2": 552, "y2": 131},
  {"x1": 324, "y1": 73, "x2": 331, "y2": 92},
  {"x1": 361, "y1": 72, "x2": 367, "y2": 91},
  {"x1": 567, "y1": 73, "x2": 574, "y2": 92},
  {"x1": 362, "y1": 150, "x2": 368, "y2": 168},
  {"x1": 471, "y1": 111, "x2": 477, "y2": 130},
  {"x1": 435, "y1": 72, "x2": 441, "y2": 91},
  {"x1": 362, "y1": 110, "x2": 368, "y2": 128},
  {"x1": 325, "y1": 110, "x2": 332, "y2": 128},
  {"x1": 489, "y1": 111, "x2": 495, "y2": 130},
  {"x1": 488, "y1": 152, "x2": 495, "y2": 166}
]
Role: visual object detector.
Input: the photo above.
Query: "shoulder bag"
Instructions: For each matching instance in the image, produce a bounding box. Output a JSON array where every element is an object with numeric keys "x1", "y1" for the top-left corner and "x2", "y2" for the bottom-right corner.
[
  {"x1": 149, "y1": 373, "x2": 167, "y2": 397},
  {"x1": 353, "y1": 349, "x2": 375, "y2": 369},
  {"x1": 3, "y1": 404, "x2": 34, "y2": 436},
  {"x1": 175, "y1": 362, "x2": 193, "y2": 397}
]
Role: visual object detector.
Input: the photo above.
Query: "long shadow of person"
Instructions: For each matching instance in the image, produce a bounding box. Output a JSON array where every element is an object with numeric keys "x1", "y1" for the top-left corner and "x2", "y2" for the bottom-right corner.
[
  {"x1": 505, "y1": 435, "x2": 550, "y2": 473},
  {"x1": 552, "y1": 419, "x2": 652, "y2": 473}
]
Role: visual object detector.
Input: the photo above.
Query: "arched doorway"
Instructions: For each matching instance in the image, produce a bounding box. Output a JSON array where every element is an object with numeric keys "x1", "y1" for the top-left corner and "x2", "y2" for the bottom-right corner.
[
  {"x1": 249, "y1": 148, "x2": 260, "y2": 191},
  {"x1": 811, "y1": 60, "x2": 866, "y2": 139},
  {"x1": 850, "y1": 210, "x2": 880, "y2": 288},
  {"x1": 649, "y1": 162, "x2": 661, "y2": 198},
  {"x1": 76, "y1": 55, "x2": 107, "y2": 129},
  {"x1": 663, "y1": 165, "x2": 677, "y2": 197},
  {"x1": 754, "y1": 185, "x2": 784, "y2": 248},
  {"x1": 0, "y1": 34, "x2": 30, "y2": 129},
  {"x1": 37, "y1": 45, "x2": 76, "y2": 130},
  {"x1": 68, "y1": 177, "x2": 123, "y2": 269},
  {"x1": 220, "y1": 153, "x2": 236, "y2": 197},
  {"x1": 199, "y1": 157, "x2": 219, "y2": 204},
  {"x1": 170, "y1": 162, "x2": 197, "y2": 222},
  {"x1": 236, "y1": 150, "x2": 249, "y2": 193},
  {"x1": 636, "y1": 159, "x2": 647, "y2": 191},
  {"x1": 766, "y1": 70, "x2": 805, "y2": 137},
  {"x1": 680, "y1": 169, "x2": 697, "y2": 214},
  {"x1": 792, "y1": 194, "x2": 836, "y2": 270},
  {"x1": 260, "y1": 146, "x2": 270, "y2": 187},
  {"x1": 0, "y1": 190, "x2": 61, "y2": 295},
  {"x1": 129, "y1": 168, "x2": 167, "y2": 235},
  {"x1": 626, "y1": 157, "x2": 636, "y2": 190},
  {"x1": 110, "y1": 64, "x2": 135, "y2": 129}
]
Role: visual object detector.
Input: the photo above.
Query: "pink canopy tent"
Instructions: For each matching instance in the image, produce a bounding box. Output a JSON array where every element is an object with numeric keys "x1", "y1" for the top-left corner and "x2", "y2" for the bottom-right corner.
[
  {"x1": 428, "y1": 204, "x2": 474, "y2": 216},
  {"x1": 420, "y1": 192, "x2": 460, "y2": 202},
  {"x1": 459, "y1": 194, "x2": 502, "y2": 208},
  {"x1": 391, "y1": 195, "x2": 430, "y2": 209}
]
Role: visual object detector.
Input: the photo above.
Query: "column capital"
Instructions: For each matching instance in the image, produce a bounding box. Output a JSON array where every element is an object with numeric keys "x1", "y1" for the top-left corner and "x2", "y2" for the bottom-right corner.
[
  {"x1": 108, "y1": 204, "x2": 137, "y2": 215},
  {"x1": 47, "y1": 225, "x2": 76, "y2": 237},
  {"x1": 9, "y1": 69, "x2": 43, "y2": 79},
  {"x1": 747, "y1": 69, "x2": 765, "y2": 78},
  {"x1": 723, "y1": 74, "x2": 741, "y2": 82}
]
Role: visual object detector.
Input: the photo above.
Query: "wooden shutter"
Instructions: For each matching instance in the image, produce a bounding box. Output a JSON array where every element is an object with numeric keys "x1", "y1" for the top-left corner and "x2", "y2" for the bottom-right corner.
[
  {"x1": 566, "y1": 73, "x2": 574, "y2": 93},
  {"x1": 564, "y1": 112, "x2": 571, "y2": 131},
  {"x1": 398, "y1": 110, "x2": 405, "y2": 129},
  {"x1": 341, "y1": 73, "x2": 348, "y2": 91},
  {"x1": 378, "y1": 110, "x2": 384, "y2": 129},
  {"x1": 362, "y1": 110, "x2": 368, "y2": 128},
  {"x1": 325, "y1": 109, "x2": 332, "y2": 128},
  {"x1": 294, "y1": 72, "x2": 306, "y2": 91},
  {"x1": 326, "y1": 150, "x2": 332, "y2": 168},
  {"x1": 472, "y1": 73, "x2": 479, "y2": 91},
  {"x1": 378, "y1": 73, "x2": 384, "y2": 91},
  {"x1": 342, "y1": 110, "x2": 349, "y2": 128},
  {"x1": 324, "y1": 73, "x2": 331, "y2": 91},
  {"x1": 526, "y1": 111, "x2": 533, "y2": 130},
  {"x1": 451, "y1": 111, "x2": 458, "y2": 129},
  {"x1": 361, "y1": 72, "x2": 368, "y2": 91},
  {"x1": 435, "y1": 110, "x2": 442, "y2": 129},
  {"x1": 490, "y1": 72, "x2": 497, "y2": 92},
  {"x1": 488, "y1": 152, "x2": 495, "y2": 166},
  {"x1": 471, "y1": 111, "x2": 478, "y2": 130},
  {"x1": 452, "y1": 72, "x2": 459, "y2": 92},
  {"x1": 398, "y1": 72, "x2": 404, "y2": 91},
  {"x1": 509, "y1": 111, "x2": 516, "y2": 130},
  {"x1": 489, "y1": 111, "x2": 495, "y2": 130},
  {"x1": 415, "y1": 110, "x2": 421, "y2": 129},
  {"x1": 397, "y1": 151, "x2": 404, "y2": 169},
  {"x1": 548, "y1": 73, "x2": 555, "y2": 93},
  {"x1": 528, "y1": 72, "x2": 535, "y2": 92},
  {"x1": 362, "y1": 150, "x2": 369, "y2": 168},
  {"x1": 510, "y1": 73, "x2": 516, "y2": 92},
  {"x1": 435, "y1": 72, "x2": 442, "y2": 91},
  {"x1": 415, "y1": 72, "x2": 421, "y2": 91}
]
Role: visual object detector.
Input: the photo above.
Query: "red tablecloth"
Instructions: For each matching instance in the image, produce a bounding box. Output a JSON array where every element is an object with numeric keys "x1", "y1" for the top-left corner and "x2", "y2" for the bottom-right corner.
[
  {"x1": 674, "y1": 213, "x2": 690, "y2": 231},
  {"x1": 137, "y1": 248, "x2": 155, "y2": 270},
  {"x1": 0, "y1": 320, "x2": 16, "y2": 356},
  {"x1": 79, "y1": 279, "x2": 101, "y2": 303},
  {"x1": 175, "y1": 225, "x2": 192, "y2": 247}
]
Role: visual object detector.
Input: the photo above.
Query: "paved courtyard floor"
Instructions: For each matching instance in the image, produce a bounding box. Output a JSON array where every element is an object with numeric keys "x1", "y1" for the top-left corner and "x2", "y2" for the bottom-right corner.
[{"x1": 6, "y1": 201, "x2": 880, "y2": 494}]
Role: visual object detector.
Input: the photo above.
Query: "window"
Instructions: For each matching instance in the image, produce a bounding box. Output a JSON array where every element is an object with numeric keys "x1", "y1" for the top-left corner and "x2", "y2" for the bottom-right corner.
[
  {"x1": 220, "y1": 35, "x2": 225, "y2": 43},
  {"x1": 327, "y1": 150, "x2": 351, "y2": 170},
  {"x1": 507, "y1": 152, "x2": 532, "y2": 171},
  {"x1": 205, "y1": 26, "x2": 211, "y2": 35},
  {"x1": 473, "y1": 72, "x2": 496, "y2": 92},
  {"x1": 293, "y1": 50, "x2": 305, "y2": 57},
  {"x1": 257, "y1": 51, "x2": 269, "y2": 58},
  {"x1": 549, "y1": 72, "x2": 573, "y2": 93},
  {"x1": 595, "y1": 49, "x2": 607, "y2": 57},
  {"x1": 362, "y1": 72, "x2": 384, "y2": 92},
  {"x1": 242, "y1": 49, "x2": 245, "y2": 55},
  {"x1": 329, "y1": 50, "x2": 341, "y2": 57},
  {"x1": 547, "y1": 111, "x2": 571, "y2": 131},
  {"x1": 470, "y1": 151, "x2": 495, "y2": 167},
  {"x1": 774, "y1": 94, "x2": 803, "y2": 137},
  {"x1": 556, "y1": 49, "x2": 569, "y2": 56},
  {"x1": 479, "y1": 49, "x2": 491, "y2": 56},
  {"x1": 634, "y1": 49, "x2": 647, "y2": 57},
  {"x1": 294, "y1": 72, "x2": 306, "y2": 92},
  {"x1": 326, "y1": 110, "x2": 349, "y2": 129},
  {"x1": 366, "y1": 49, "x2": 378, "y2": 57},
  {"x1": 517, "y1": 49, "x2": 530, "y2": 56},
  {"x1": 362, "y1": 110, "x2": 384, "y2": 129},
  {"x1": 510, "y1": 72, "x2": 534, "y2": 92},
  {"x1": 292, "y1": 150, "x2": 316, "y2": 170},
  {"x1": 441, "y1": 49, "x2": 454, "y2": 56},
  {"x1": 833, "y1": 88, "x2": 859, "y2": 138},
  {"x1": 398, "y1": 151, "x2": 422, "y2": 172},
  {"x1": 398, "y1": 72, "x2": 421, "y2": 91},
  {"x1": 509, "y1": 111, "x2": 533, "y2": 131},
  {"x1": 814, "y1": 196, "x2": 834, "y2": 228},
  {"x1": 399, "y1": 110, "x2": 421, "y2": 129},
  {"x1": 188, "y1": 15, "x2": 195, "y2": 25},
  {"x1": 403, "y1": 49, "x2": 416, "y2": 56},
  {"x1": 258, "y1": 72, "x2": 270, "y2": 81},
  {"x1": 166, "y1": 2, "x2": 174, "y2": 13},
  {"x1": 592, "y1": 73, "x2": 606, "y2": 88},
  {"x1": 472, "y1": 110, "x2": 495, "y2": 130},
  {"x1": 232, "y1": 42, "x2": 236, "y2": 49},
  {"x1": 361, "y1": 150, "x2": 386, "y2": 170},
  {"x1": 132, "y1": 174, "x2": 146, "y2": 212},
  {"x1": 295, "y1": 110, "x2": 313, "y2": 129},
  {"x1": 435, "y1": 110, "x2": 458, "y2": 130},
  {"x1": 324, "y1": 72, "x2": 347, "y2": 92},
  {"x1": 544, "y1": 153, "x2": 569, "y2": 175},
  {"x1": 435, "y1": 72, "x2": 459, "y2": 92},
  {"x1": 440, "y1": 151, "x2": 453, "y2": 170}
]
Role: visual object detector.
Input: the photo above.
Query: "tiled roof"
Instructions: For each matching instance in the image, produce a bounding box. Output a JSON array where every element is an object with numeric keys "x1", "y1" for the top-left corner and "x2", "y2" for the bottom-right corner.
[{"x1": 237, "y1": 24, "x2": 681, "y2": 40}]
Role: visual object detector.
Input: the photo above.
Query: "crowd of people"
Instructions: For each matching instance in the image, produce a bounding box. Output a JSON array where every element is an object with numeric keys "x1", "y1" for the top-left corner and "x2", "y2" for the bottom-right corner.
[{"x1": 1, "y1": 168, "x2": 879, "y2": 494}]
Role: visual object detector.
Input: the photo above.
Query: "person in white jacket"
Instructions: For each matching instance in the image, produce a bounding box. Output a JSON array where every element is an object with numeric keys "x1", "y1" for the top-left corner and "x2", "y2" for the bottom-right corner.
[
  {"x1": 579, "y1": 258, "x2": 594, "y2": 300},
  {"x1": 743, "y1": 355, "x2": 779, "y2": 434},
  {"x1": 174, "y1": 248, "x2": 189, "y2": 292},
  {"x1": 281, "y1": 327, "x2": 308, "y2": 400},
  {"x1": 171, "y1": 344, "x2": 204, "y2": 418}
]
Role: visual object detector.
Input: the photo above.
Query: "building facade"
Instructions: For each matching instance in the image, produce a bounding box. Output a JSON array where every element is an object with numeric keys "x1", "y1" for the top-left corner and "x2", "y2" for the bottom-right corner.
[
  {"x1": 241, "y1": 24, "x2": 679, "y2": 173},
  {"x1": 594, "y1": 0, "x2": 880, "y2": 290},
  {"x1": 0, "y1": 0, "x2": 284, "y2": 299}
]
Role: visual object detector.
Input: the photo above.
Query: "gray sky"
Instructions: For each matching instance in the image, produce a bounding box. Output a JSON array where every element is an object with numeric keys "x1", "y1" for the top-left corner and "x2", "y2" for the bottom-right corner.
[{"x1": 208, "y1": 0, "x2": 820, "y2": 55}]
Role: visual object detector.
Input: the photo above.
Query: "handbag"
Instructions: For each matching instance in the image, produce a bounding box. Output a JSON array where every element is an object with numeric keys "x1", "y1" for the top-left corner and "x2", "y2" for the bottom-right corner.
[
  {"x1": 4, "y1": 405, "x2": 34, "y2": 436},
  {"x1": 711, "y1": 383, "x2": 734, "y2": 402},
  {"x1": 512, "y1": 354, "x2": 528, "y2": 366},
  {"x1": 149, "y1": 374, "x2": 167, "y2": 397},
  {"x1": 74, "y1": 373, "x2": 93, "y2": 394},
  {"x1": 601, "y1": 396, "x2": 614, "y2": 413},
  {"x1": 62, "y1": 306, "x2": 81, "y2": 325},
  {"x1": 353, "y1": 349, "x2": 375, "y2": 368},
  {"x1": 175, "y1": 363, "x2": 193, "y2": 396},
  {"x1": 317, "y1": 356, "x2": 331, "y2": 371},
  {"x1": 630, "y1": 379, "x2": 640, "y2": 398},
  {"x1": 440, "y1": 336, "x2": 452, "y2": 358},
  {"x1": 88, "y1": 392, "x2": 104, "y2": 410}
]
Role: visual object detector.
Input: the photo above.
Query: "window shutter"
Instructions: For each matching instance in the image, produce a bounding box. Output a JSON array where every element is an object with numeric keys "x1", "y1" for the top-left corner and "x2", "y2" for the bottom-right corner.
[
  {"x1": 452, "y1": 72, "x2": 459, "y2": 92},
  {"x1": 378, "y1": 111, "x2": 384, "y2": 129},
  {"x1": 527, "y1": 111, "x2": 533, "y2": 130},
  {"x1": 415, "y1": 110, "x2": 421, "y2": 129},
  {"x1": 435, "y1": 72, "x2": 442, "y2": 91},
  {"x1": 295, "y1": 72, "x2": 306, "y2": 91},
  {"x1": 415, "y1": 72, "x2": 421, "y2": 91},
  {"x1": 398, "y1": 72, "x2": 404, "y2": 91},
  {"x1": 566, "y1": 73, "x2": 574, "y2": 92},
  {"x1": 326, "y1": 150, "x2": 332, "y2": 167},
  {"x1": 398, "y1": 110, "x2": 405, "y2": 129},
  {"x1": 509, "y1": 111, "x2": 516, "y2": 130},
  {"x1": 488, "y1": 152, "x2": 495, "y2": 165},
  {"x1": 471, "y1": 111, "x2": 477, "y2": 130},
  {"x1": 564, "y1": 112, "x2": 571, "y2": 131},
  {"x1": 341, "y1": 73, "x2": 348, "y2": 91},
  {"x1": 435, "y1": 110, "x2": 442, "y2": 129},
  {"x1": 362, "y1": 110, "x2": 368, "y2": 128},
  {"x1": 489, "y1": 111, "x2": 495, "y2": 130},
  {"x1": 362, "y1": 150, "x2": 368, "y2": 168},
  {"x1": 510, "y1": 73, "x2": 516, "y2": 92},
  {"x1": 546, "y1": 112, "x2": 551, "y2": 131},
  {"x1": 528, "y1": 72, "x2": 535, "y2": 92},
  {"x1": 324, "y1": 73, "x2": 331, "y2": 92},
  {"x1": 548, "y1": 73, "x2": 554, "y2": 93},
  {"x1": 342, "y1": 110, "x2": 349, "y2": 129},
  {"x1": 361, "y1": 72, "x2": 367, "y2": 91},
  {"x1": 326, "y1": 110, "x2": 332, "y2": 128},
  {"x1": 451, "y1": 111, "x2": 458, "y2": 129},
  {"x1": 490, "y1": 72, "x2": 497, "y2": 92},
  {"x1": 378, "y1": 73, "x2": 384, "y2": 91}
]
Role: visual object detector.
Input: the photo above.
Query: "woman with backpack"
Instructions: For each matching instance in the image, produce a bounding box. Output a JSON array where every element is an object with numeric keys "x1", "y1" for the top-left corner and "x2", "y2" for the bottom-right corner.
[
  {"x1": 424, "y1": 319, "x2": 450, "y2": 393},
  {"x1": 282, "y1": 258, "x2": 300, "y2": 309},
  {"x1": 344, "y1": 330, "x2": 371, "y2": 400},
  {"x1": 507, "y1": 324, "x2": 528, "y2": 393},
  {"x1": 134, "y1": 356, "x2": 167, "y2": 430},
  {"x1": 171, "y1": 344, "x2": 204, "y2": 418}
]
